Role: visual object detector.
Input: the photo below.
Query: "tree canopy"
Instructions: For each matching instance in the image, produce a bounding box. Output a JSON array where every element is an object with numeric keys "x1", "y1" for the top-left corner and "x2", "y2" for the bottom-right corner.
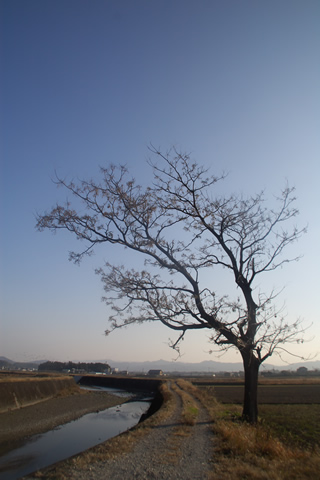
[{"x1": 37, "y1": 147, "x2": 306, "y2": 422}]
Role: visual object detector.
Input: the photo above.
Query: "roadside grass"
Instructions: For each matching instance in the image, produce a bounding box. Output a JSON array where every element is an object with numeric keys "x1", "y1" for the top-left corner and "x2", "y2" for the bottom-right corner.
[
  {"x1": 154, "y1": 379, "x2": 201, "y2": 465},
  {"x1": 194, "y1": 385, "x2": 320, "y2": 480},
  {"x1": 174, "y1": 379, "x2": 199, "y2": 426}
]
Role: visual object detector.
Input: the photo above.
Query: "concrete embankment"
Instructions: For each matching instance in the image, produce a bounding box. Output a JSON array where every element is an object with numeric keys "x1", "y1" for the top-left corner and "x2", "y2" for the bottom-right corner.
[
  {"x1": 78, "y1": 375, "x2": 164, "y2": 420},
  {"x1": 0, "y1": 376, "x2": 78, "y2": 412},
  {"x1": 78, "y1": 374, "x2": 162, "y2": 393}
]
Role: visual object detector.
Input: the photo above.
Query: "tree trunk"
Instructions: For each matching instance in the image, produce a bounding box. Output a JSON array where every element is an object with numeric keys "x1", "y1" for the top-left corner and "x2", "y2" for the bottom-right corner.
[{"x1": 241, "y1": 350, "x2": 260, "y2": 423}]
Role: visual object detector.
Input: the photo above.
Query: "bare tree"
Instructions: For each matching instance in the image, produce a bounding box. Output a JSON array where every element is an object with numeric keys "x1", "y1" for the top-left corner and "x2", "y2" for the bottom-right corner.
[{"x1": 36, "y1": 148, "x2": 306, "y2": 423}]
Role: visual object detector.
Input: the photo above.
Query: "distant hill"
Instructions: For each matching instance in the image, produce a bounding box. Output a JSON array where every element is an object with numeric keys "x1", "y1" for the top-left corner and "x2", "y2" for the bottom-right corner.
[
  {"x1": 0, "y1": 356, "x2": 47, "y2": 370},
  {"x1": 280, "y1": 360, "x2": 320, "y2": 371},
  {"x1": 2, "y1": 356, "x2": 319, "y2": 374},
  {"x1": 103, "y1": 358, "x2": 320, "y2": 374}
]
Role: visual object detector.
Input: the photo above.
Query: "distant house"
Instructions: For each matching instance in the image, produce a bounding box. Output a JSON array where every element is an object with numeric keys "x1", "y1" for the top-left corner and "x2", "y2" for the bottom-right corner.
[
  {"x1": 147, "y1": 369, "x2": 164, "y2": 376},
  {"x1": 297, "y1": 366, "x2": 308, "y2": 375}
]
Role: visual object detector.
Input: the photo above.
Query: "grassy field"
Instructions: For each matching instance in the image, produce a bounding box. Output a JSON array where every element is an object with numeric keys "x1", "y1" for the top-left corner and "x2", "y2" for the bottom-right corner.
[{"x1": 259, "y1": 404, "x2": 320, "y2": 449}]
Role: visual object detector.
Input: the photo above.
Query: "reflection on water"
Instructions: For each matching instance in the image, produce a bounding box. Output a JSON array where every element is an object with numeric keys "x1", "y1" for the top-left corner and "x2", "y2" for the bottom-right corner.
[{"x1": 0, "y1": 400, "x2": 150, "y2": 480}]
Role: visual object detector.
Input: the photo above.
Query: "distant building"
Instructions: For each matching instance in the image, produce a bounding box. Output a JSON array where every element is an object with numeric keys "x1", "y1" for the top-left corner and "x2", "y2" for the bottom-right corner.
[
  {"x1": 297, "y1": 366, "x2": 308, "y2": 375},
  {"x1": 147, "y1": 369, "x2": 164, "y2": 376}
]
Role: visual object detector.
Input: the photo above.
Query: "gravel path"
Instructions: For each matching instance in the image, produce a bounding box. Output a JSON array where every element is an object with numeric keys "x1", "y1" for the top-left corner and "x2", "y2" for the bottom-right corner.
[{"x1": 50, "y1": 382, "x2": 215, "y2": 480}]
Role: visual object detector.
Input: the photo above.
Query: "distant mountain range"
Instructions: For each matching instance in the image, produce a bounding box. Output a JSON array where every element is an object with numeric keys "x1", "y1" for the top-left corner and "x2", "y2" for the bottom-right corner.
[
  {"x1": 0, "y1": 356, "x2": 46, "y2": 370},
  {"x1": 104, "y1": 358, "x2": 320, "y2": 373},
  {"x1": 1, "y1": 356, "x2": 319, "y2": 373},
  {"x1": 107, "y1": 358, "x2": 245, "y2": 373}
]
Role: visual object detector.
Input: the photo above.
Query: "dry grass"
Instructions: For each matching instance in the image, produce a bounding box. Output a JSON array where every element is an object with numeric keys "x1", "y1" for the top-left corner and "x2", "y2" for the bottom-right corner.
[
  {"x1": 0, "y1": 374, "x2": 72, "y2": 383},
  {"x1": 151, "y1": 379, "x2": 201, "y2": 466},
  {"x1": 194, "y1": 385, "x2": 320, "y2": 480},
  {"x1": 174, "y1": 379, "x2": 199, "y2": 426}
]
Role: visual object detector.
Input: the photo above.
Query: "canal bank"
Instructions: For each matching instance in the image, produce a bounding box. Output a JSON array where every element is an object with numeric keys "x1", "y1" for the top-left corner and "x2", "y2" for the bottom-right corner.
[
  {"x1": 0, "y1": 389, "x2": 128, "y2": 457},
  {"x1": 77, "y1": 374, "x2": 162, "y2": 394},
  {"x1": 0, "y1": 376, "x2": 78, "y2": 413}
]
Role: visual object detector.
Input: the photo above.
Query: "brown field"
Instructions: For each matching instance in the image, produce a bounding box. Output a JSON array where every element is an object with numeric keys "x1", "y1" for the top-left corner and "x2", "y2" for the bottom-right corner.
[
  {"x1": 193, "y1": 376, "x2": 320, "y2": 404},
  {"x1": 209, "y1": 383, "x2": 320, "y2": 404},
  {"x1": 195, "y1": 377, "x2": 320, "y2": 452}
]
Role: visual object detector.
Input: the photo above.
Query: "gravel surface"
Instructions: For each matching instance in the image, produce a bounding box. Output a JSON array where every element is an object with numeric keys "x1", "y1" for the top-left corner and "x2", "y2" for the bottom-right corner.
[
  {"x1": 87, "y1": 390, "x2": 215, "y2": 480},
  {"x1": 27, "y1": 382, "x2": 216, "y2": 480}
]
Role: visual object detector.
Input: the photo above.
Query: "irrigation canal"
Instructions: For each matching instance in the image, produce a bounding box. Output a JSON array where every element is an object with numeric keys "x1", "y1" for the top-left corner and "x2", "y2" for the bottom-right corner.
[{"x1": 0, "y1": 377, "x2": 160, "y2": 480}]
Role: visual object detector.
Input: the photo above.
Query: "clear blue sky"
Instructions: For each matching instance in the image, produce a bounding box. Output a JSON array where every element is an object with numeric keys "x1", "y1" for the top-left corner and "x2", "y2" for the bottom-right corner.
[{"x1": 1, "y1": 0, "x2": 319, "y2": 366}]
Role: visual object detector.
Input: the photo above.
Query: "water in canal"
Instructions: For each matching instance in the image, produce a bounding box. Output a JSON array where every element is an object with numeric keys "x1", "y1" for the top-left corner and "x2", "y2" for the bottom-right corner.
[{"x1": 0, "y1": 398, "x2": 151, "y2": 480}]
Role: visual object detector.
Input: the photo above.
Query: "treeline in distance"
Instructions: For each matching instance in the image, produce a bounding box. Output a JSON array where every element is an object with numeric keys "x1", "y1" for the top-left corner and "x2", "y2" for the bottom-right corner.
[{"x1": 38, "y1": 361, "x2": 110, "y2": 373}]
